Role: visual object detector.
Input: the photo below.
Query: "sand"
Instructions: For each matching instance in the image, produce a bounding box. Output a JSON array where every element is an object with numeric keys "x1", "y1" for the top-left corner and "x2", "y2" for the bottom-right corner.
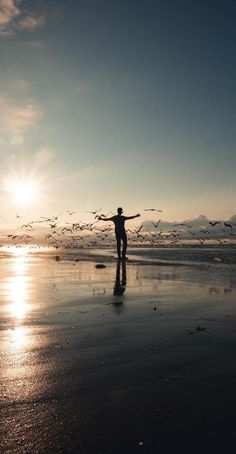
[{"x1": 1, "y1": 251, "x2": 236, "y2": 453}]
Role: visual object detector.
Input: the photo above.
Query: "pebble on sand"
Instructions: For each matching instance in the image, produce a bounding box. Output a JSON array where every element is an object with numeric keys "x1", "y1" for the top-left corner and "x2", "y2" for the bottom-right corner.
[
  {"x1": 196, "y1": 325, "x2": 206, "y2": 331},
  {"x1": 95, "y1": 263, "x2": 106, "y2": 269}
]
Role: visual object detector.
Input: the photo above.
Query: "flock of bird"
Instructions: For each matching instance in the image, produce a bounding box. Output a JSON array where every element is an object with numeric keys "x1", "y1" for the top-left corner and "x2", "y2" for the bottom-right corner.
[{"x1": 1, "y1": 208, "x2": 236, "y2": 250}]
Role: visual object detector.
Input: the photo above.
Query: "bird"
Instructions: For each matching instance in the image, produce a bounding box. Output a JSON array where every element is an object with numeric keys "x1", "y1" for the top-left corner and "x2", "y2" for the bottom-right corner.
[
  {"x1": 209, "y1": 220, "x2": 221, "y2": 226},
  {"x1": 199, "y1": 229, "x2": 210, "y2": 234},
  {"x1": 49, "y1": 223, "x2": 57, "y2": 229},
  {"x1": 87, "y1": 208, "x2": 102, "y2": 215},
  {"x1": 66, "y1": 210, "x2": 78, "y2": 216},
  {"x1": 224, "y1": 222, "x2": 233, "y2": 230},
  {"x1": 44, "y1": 234, "x2": 57, "y2": 240},
  {"x1": 21, "y1": 223, "x2": 34, "y2": 230},
  {"x1": 173, "y1": 223, "x2": 192, "y2": 228},
  {"x1": 144, "y1": 208, "x2": 162, "y2": 212},
  {"x1": 95, "y1": 212, "x2": 110, "y2": 219},
  {"x1": 61, "y1": 227, "x2": 73, "y2": 234},
  {"x1": 41, "y1": 214, "x2": 62, "y2": 222},
  {"x1": 150, "y1": 219, "x2": 161, "y2": 228},
  {"x1": 135, "y1": 225, "x2": 143, "y2": 233}
]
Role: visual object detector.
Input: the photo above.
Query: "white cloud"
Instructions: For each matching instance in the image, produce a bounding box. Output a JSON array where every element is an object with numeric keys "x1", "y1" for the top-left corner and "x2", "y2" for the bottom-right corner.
[
  {"x1": 0, "y1": 0, "x2": 46, "y2": 37},
  {"x1": 0, "y1": 0, "x2": 20, "y2": 35},
  {"x1": 0, "y1": 95, "x2": 41, "y2": 145},
  {"x1": 140, "y1": 214, "x2": 236, "y2": 240},
  {"x1": 16, "y1": 13, "x2": 45, "y2": 31},
  {"x1": 34, "y1": 146, "x2": 55, "y2": 168}
]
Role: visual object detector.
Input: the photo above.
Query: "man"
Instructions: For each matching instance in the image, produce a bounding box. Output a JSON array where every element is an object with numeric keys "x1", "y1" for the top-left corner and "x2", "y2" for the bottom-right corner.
[{"x1": 98, "y1": 207, "x2": 140, "y2": 260}]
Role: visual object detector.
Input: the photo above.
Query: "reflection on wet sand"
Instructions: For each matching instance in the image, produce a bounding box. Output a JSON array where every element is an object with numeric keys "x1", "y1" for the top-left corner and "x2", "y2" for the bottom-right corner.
[
  {"x1": 5, "y1": 254, "x2": 30, "y2": 319},
  {"x1": 114, "y1": 261, "x2": 127, "y2": 296},
  {"x1": 1, "y1": 251, "x2": 236, "y2": 453},
  {"x1": 0, "y1": 251, "x2": 38, "y2": 359},
  {"x1": 8, "y1": 325, "x2": 31, "y2": 350},
  {"x1": 1, "y1": 253, "x2": 38, "y2": 404}
]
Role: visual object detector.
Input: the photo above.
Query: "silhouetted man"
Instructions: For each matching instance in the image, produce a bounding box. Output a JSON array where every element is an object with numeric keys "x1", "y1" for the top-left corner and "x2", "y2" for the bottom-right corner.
[{"x1": 98, "y1": 207, "x2": 140, "y2": 260}]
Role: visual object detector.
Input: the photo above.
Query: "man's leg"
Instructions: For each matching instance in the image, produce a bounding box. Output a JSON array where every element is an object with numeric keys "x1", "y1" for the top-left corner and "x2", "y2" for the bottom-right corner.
[
  {"x1": 122, "y1": 232, "x2": 127, "y2": 258},
  {"x1": 116, "y1": 235, "x2": 121, "y2": 259}
]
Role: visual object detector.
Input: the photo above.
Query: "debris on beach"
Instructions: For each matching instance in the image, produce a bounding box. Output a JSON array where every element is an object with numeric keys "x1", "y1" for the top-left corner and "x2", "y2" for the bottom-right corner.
[
  {"x1": 106, "y1": 301, "x2": 123, "y2": 305},
  {"x1": 55, "y1": 255, "x2": 60, "y2": 261},
  {"x1": 95, "y1": 263, "x2": 106, "y2": 268},
  {"x1": 196, "y1": 325, "x2": 206, "y2": 331},
  {"x1": 188, "y1": 325, "x2": 206, "y2": 334},
  {"x1": 213, "y1": 257, "x2": 222, "y2": 262}
]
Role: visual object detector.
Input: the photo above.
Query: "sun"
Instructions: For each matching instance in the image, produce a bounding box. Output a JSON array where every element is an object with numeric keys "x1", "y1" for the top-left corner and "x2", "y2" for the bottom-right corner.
[{"x1": 6, "y1": 179, "x2": 39, "y2": 206}]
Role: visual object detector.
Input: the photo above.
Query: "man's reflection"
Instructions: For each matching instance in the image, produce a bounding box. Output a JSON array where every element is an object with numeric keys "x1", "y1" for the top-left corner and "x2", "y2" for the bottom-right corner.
[{"x1": 114, "y1": 260, "x2": 126, "y2": 296}]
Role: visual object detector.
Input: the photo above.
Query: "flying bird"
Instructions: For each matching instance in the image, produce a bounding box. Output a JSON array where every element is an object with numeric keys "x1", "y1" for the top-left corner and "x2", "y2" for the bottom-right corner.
[
  {"x1": 199, "y1": 229, "x2": 210, "y2": 234},
  {"x1": 135, "y1": 225, "x2": 143, "y2": 233},
  {"x1": 66, "y1": 210, "x2": 78, "y2": 216},
  {"x1": 173, "y1": 223, "x2": 192, "y2": 228},
  {"x1": 61, "y1": 227, "x2": 73, "y2": 234},
  {"x1": 150, "y1": 219, "x2": 161, "y2": 228},
  {"x1": 209, "y1": 220, "x2": 221, "y2": 227},
  {"x1": 144, "y1": 208, "x2": 162, "y2": 212},
  {"x1": 21, "y1": 223, "x2": 34, "y2": 230},
  {"x1": 224, "y1": 222, "x2": 233, "y2": 230},
  {"x1": 87, "y1": 208, "x2": 102, "y2": 215}
]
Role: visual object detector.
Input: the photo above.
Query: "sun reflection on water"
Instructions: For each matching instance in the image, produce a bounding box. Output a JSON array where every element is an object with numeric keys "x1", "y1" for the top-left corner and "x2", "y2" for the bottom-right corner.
[
  {"x1": 8, "y1": 325, "x2": 31, "y2": 350},
  {"x1": 6, "y1": 254, "x2": 30, "y2": 319},
  {"x1": 8, "y1": 276, "x2": 28, "y2": 318}
]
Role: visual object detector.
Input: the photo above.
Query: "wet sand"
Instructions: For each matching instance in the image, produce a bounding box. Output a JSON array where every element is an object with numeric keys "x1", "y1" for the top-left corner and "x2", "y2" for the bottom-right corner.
[{"x1": 1, "y1": 252, "x2": 236, "y2": 453}]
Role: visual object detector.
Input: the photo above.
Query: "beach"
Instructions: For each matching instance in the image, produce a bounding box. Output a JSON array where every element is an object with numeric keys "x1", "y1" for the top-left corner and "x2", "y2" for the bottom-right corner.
[{"x1": 1, "y1": 248, "x2": 236, "y2": 453}]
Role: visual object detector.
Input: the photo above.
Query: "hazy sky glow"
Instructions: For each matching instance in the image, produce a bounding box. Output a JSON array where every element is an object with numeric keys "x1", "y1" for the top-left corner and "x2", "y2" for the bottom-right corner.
[{"x1": 0, "y1": 0, "x2": 235, "y2": 225}]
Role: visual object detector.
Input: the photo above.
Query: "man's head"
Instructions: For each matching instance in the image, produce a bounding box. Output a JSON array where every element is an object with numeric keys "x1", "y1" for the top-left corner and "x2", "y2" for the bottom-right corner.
[{"x1": 117, "y1": 207, "x2": 123, "y2": 215}]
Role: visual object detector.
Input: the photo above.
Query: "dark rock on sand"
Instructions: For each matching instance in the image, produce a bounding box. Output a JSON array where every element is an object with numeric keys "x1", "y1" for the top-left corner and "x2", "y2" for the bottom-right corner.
[{"x1": 196, "y1": 325, "x2": 206, "y2": 331}]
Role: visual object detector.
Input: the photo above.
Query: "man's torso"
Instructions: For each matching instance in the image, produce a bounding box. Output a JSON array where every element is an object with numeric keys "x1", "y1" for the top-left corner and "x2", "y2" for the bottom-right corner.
[{"x1": 112, "y1": 215, "x2": 126, "y2": 235}]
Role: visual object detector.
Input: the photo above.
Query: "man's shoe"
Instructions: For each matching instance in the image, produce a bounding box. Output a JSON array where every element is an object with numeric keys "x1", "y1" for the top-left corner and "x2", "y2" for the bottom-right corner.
[{"x1": 122, "y1": 256, "x2": 128, "y2": 260}]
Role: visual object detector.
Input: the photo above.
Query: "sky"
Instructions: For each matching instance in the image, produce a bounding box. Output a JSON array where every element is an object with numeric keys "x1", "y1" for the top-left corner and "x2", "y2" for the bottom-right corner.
[{"x1": 0, "y1": 0, "x2": 235, "y2": 226}]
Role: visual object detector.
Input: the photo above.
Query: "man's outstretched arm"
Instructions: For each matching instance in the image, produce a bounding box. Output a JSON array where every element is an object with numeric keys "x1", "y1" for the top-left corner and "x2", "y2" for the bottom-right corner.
[
  {"x1": 98, "y1": 216, "x2": 114, "y2": 221},
  {"x1": 125, "y1": 214, "x2": 140, "y2": 220}
]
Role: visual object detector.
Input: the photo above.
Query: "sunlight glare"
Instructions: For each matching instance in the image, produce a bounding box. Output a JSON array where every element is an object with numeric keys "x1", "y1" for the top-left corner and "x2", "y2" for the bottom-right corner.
[
  {"x1": 8, "y1": 326, "x2": 30, "y2": 350},
  {"x1": 6, "y1": 255, "x2": 30, "y2": 319},
  {"x1": 8, "y1": 276, "x2": 29, "y2": 318},
  {"x1": 6, "y1": 178, "x2": 39, "y2": 206}
]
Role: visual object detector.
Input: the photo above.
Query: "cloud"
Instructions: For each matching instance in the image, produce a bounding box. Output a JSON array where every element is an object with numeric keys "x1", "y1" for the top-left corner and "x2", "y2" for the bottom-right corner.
[
  {"x1": 140, "y1": 214, "x2": 236, "y2": 240},
  {"x1": 0, "y1": 0, "x2": 20, "y2": 35},
  {"x1": 19, "y1": 39, "x2": 46, "y2": 49},
  {"x1": 0, "y1": 0, "x2": 46, "y2": 37},
  {"x1": 0, "y1": 95, "x2": 41, "y2": 145},
  {"x1": 34, "y1": 146, "x2": 55, "y2": 168},
  {"x1": 16, "y1": 13, "x2": 45, "y2": 31},
  {"x1": 5, "y1": 78, "x2": 31, "y2": 91}
]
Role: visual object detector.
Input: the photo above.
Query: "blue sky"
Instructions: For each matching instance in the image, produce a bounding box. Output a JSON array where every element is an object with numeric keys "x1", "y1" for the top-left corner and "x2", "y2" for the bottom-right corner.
[{"x1": 0, "y1": 0, "x2": 235, "y2": 224}]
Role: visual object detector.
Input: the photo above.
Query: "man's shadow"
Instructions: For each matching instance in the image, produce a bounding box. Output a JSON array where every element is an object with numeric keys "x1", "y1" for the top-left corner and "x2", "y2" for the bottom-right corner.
[{"x1": 113, "y1": 260, "x2": 127, "y2": 296}]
